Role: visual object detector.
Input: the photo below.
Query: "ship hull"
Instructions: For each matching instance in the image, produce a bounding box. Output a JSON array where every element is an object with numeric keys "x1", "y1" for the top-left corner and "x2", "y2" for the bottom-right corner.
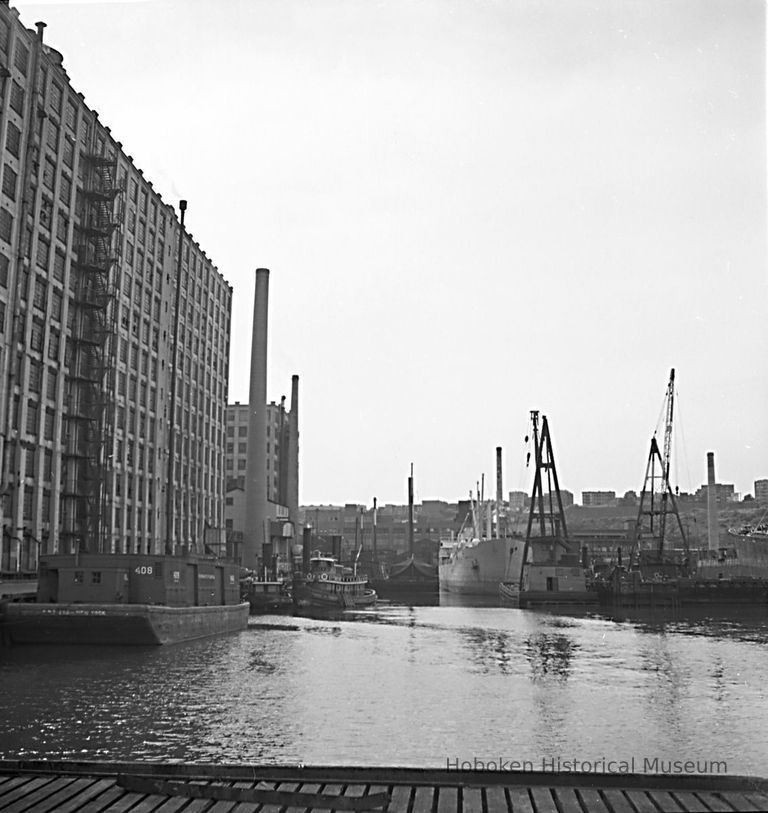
[
  {"x1": 439, "y1": 538, "x2": 523, "y2": 596},
  {"x1": 244, "y1": 581, "x2": 293, "y2": 614},
  {"x1": 597, "y1": 579, "x2": 768, "y2": 608},
  {"x1": 697, "y1": 534, "x2": 768, "y2": 579},
  {"x1": 371, "y1": 579, "x2": 438, "y2": 597},
  {"x1": 1, "y1": 602, "x2": 250, "y2": 646},
  {"x1": 292, "y1": 582, "x2": 377, "y2": 610}
]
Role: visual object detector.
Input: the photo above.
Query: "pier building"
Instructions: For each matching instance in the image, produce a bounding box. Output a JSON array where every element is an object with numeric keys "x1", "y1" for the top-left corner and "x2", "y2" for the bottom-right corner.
[{"x1": 0, "y1": 5, "x2": 232, "y2": 577}]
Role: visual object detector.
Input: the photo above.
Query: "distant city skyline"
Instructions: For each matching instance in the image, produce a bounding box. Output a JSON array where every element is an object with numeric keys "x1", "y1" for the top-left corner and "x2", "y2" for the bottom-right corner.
[{"x1": 16, "y1": 0, "x2": 766, "y2": 505}]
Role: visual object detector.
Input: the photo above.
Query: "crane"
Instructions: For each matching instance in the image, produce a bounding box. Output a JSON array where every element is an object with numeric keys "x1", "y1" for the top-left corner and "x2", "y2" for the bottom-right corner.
[
  {"x1": 632, "y1": 369, "x2": 688, "y2": 566},
  {"x1": 658, "y1": 368, "x2": 675, "y2": 545}
]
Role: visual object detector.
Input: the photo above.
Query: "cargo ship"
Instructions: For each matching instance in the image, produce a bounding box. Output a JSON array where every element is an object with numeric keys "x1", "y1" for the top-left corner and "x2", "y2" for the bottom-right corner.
[
  {"x1": 1, "y1": 552, "x2": 249, "y2": 646},
  {"x1": 440, "y1": 453, "x2": 524, "y2": 596},
  {"x1": 440, "y1": 535, "x2": 523, "y2": 596}
]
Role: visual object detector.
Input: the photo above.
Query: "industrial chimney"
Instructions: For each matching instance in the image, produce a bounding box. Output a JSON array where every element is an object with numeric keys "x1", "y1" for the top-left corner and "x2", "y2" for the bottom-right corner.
[
  {"x1": 495, "y1": 446, "x2": 503, "y2": 539},
  {"x1": 243, "y1": 269, "x2": 270, "y2": 570},
  {"x1": 706, "y1": 452, "x2": 719, "y2": 551},
  {"x1": 287, "y1": 375, "x2": 300, "y2": 530}
]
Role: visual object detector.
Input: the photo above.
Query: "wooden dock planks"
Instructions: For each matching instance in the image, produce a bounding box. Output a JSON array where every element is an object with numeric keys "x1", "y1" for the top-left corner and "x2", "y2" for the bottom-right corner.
[{"x1": 0, "y1": 763, "x2": 767, "y2": 813}]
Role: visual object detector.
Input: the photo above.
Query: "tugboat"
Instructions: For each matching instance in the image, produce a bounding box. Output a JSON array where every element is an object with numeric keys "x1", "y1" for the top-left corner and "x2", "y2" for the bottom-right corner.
[
  {"x1": 293, "y1": 552, "x2": 376, "y2": 610},
  {"x1": 241, "y1": 571, "x2": 292, "y2": 614}
]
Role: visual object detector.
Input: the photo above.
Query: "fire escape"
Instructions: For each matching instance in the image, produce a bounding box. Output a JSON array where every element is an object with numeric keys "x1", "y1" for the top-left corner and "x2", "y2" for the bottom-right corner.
[{"x1": 61, "y1": 148, "x2": 123, "y2": 554}]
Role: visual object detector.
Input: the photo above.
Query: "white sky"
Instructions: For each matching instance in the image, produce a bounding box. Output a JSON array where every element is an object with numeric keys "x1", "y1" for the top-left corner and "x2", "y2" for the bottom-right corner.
[{"x1": 15, "y1": 0, "x2": 767, "y2": 506}]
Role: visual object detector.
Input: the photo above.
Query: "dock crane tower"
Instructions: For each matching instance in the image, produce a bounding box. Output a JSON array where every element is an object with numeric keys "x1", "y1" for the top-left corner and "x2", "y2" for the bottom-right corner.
[{"x1": 631, "y1": 369, "x2": 689, "y2": 566}]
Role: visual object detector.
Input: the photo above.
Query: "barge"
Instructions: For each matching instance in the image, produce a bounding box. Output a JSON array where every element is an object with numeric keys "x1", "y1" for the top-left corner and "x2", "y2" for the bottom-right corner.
[{"x1": 1, "y1": 552, "x2": 249, "y2": 646}]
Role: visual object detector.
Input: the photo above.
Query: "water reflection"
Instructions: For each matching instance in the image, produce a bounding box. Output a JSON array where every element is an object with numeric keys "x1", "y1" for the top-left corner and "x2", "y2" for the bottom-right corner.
[
  {"x1": 525, "y1": 633, "x2": 577, "y2": 682},
  {"x1": 2, "y1": 604, "x2": 768, "y2": 773},
  {"x1": 593, "y1": 606, "x2": 768, "y2": 644},
  {"x1": 459, "y1": 628, "x2": 517, "y2": 675}
]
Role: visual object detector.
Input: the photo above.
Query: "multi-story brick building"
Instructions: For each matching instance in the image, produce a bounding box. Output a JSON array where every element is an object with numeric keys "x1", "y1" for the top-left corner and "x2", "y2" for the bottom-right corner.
[
  {"x1": 0, "y1": 7, "x2": 231, "y2": 574},
  {"x1": 581, "y1": 491, "x2": 617, "y2": 507},
  {"x1": 223, "y1": 386, "x2": 299, "y2": 572},
  {"x1": 754, "y1": 479, "x2": 768, "y2": 505},
  {"x1": 694, "y1": 483, "x2": 736, "y2": 504},
  {"x1": 225, "y1": 400, "x2": 289, "y2": 502}
]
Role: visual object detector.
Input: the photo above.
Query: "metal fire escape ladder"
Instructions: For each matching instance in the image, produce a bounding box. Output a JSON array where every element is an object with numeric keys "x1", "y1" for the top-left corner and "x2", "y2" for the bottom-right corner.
[{"x1": 61, "y1": 147, "x2": 123, "y2": 554}]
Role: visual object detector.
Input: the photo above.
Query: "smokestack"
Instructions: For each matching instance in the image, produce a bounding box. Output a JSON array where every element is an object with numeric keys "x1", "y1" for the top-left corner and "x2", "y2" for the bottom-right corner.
[
  {"x1": 287, "y1": 374, "x2": 299, "y2": 530},
  {"x1": 243, "y1": 269, "x2": 270, "y2": 570},
  {"x1": 706, "y1": 452, "x2": 719, "y2": 550},
  {"x1": 372, "y1": 497, "x2": 378, "y2": 562},
  {"x1": 302, "y1": 525, "x2": 311, "y2": 574},
  {"x1": 495, "y1": 446, "x2": 503, "y2": 539},
  {"x1": 408, "y1": 464, "x2": 415, "y2": 558}
]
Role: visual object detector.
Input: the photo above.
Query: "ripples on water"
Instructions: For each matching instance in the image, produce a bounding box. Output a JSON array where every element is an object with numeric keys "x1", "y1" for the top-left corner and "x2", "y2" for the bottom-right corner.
[{"x1": 1, "y1": 603, "x2": 767, "y2": 773}]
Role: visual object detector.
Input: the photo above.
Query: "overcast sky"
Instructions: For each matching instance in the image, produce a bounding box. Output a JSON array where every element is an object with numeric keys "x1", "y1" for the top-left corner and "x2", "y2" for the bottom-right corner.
[{"x1": 15, "y1": 0, "x2": 767, "y2": 506}]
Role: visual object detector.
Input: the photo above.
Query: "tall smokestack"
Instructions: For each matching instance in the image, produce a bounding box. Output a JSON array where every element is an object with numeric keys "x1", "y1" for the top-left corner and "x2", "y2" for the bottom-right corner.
[
  {"x1": 495, "y1": 446, "x2": 503, "y2": 539},
  {"x1": 287, "y1": 375, "x2": 299, "y2": 530},
  {"x1": 706, "y1": 452, "x2": 719, "y2": 550},
  {"x1": 243, "y1": 269, "x2": 270, "y2": 570},
  {"x1": 408, "y1": 464, "x2": 414, "y2": 558}
]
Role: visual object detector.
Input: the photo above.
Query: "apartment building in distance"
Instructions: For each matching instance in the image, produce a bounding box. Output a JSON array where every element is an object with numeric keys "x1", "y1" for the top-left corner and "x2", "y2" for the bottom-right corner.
[
  {"x1": 753, "y1": 479, "x2": 768, "y2": 504},
  {"x1": 581, "y1": 491, "x2": 617, "y2": 507},
  {"x1": 0, "y1": 6, "x2": 231, "y2": 575}
]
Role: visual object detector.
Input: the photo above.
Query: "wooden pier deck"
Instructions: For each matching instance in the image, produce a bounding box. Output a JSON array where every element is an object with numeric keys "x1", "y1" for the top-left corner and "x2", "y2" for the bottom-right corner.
[{"x1": 0, "y1": 761, "x2": 766, "y2": 813}]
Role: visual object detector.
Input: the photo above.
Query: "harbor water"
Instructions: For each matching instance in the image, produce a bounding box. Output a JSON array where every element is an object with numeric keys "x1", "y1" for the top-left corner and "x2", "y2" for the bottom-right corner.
[{"x1": 1, "y1": 601, "x2": 767, "y2": 774}]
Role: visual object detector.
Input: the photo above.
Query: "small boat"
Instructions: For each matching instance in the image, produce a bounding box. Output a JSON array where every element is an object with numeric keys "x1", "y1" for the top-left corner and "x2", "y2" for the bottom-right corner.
[
  {"x1": 241, "y1": 575, "x2": 292, "y2": 614},
  {"x1": 728, "y1": 522, "x2": 768, "y2": 540},
  {"x1": 292, "y1": 553, "x2": 377, "y2": 610},
  {"x1": 370, "y1": 467, "x2": 439, "y2": 598},
  {"x1": 372, "y1": 555, "x2": 439, "y2": 597},
  {"x1": 498, "y1": 579, "x2": 519, "y2": 603}
]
